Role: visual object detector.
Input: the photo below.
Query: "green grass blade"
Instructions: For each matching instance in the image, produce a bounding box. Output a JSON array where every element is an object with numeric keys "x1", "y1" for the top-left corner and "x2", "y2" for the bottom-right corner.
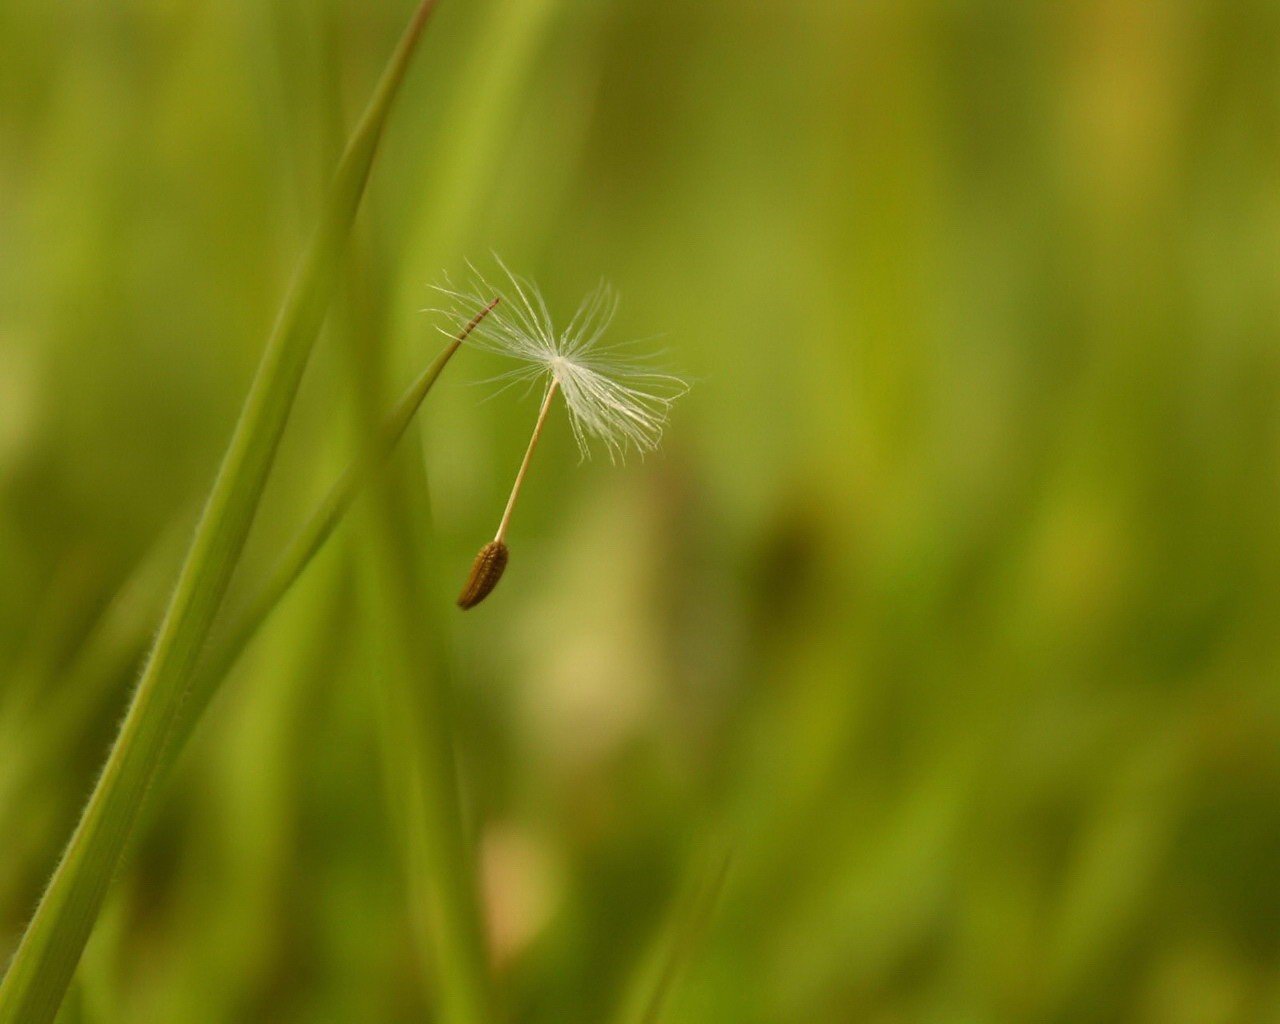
[
  {"x1": 360, "y1": 473, "x2": 495, "y2": 1024},
  {"x1": 393, "y1": 0, "x2": 563, "y2": 308},
  {"x1": 614, "y1": 851, "x2": 733, "y2": 1024},
  {"x1": 153, "y1": 300, "x2": 496, "y2": 799},
  {"x1": 0, "y1": 525, "x2": 180, "y2": 878},
  {"x1": 337, "y1": 255, "x2": 495, "y2": 1020},
  {"x1": 0, "y1": 5, "x2": 440, "y2": 1021}
]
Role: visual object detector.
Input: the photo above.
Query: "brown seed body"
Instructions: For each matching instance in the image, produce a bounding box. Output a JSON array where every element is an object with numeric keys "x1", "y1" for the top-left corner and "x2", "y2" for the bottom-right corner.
[{"x1": 457, "y1": 540, "x2": 509, "y2": 609}]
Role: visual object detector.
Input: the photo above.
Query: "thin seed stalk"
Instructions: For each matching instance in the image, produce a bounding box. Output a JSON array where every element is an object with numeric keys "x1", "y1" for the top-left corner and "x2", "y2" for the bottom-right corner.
[
  {"x1": 0, "y1": 5, "x2": 440, "y2": 1021},
  {"x1": 496, "y1": 378, "x2": 558, "y2": 543},
  {"x1": 457, "y1": 379, "x2": 559, "y2": 610}
]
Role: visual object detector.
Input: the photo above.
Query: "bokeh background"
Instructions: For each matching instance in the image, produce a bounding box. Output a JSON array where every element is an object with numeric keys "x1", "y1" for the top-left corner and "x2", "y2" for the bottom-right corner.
[{"x1": 4, "y1": 0, "x2": 1280, "y2": 1021}]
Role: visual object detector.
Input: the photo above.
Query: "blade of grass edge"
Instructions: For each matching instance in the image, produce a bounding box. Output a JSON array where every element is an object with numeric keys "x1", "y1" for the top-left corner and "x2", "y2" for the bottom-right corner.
[{"x1": 0, "y1": 5, "x2": 441, "y2": 1021}]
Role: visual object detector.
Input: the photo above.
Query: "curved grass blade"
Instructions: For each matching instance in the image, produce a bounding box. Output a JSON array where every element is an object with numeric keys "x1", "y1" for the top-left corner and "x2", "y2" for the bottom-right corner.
[{"x1": 0, "y1": 5, "x2": 442, "y2": 1020}]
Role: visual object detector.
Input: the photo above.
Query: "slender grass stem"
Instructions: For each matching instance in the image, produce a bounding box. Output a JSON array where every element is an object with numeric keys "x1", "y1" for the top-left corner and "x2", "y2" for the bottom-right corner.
[
  {"x1": 336, "y1": 273, "x2": 495, "y2": 1019},
  {"x1": 0, "y1": 5, "x2": 440, "y2": 1020},
  {"x1": 613, "y1": 851, "x2": 733, "y2": 1024},
  {"x1": 363, "y1": 491, "x2": 495, "y2": 1024}
]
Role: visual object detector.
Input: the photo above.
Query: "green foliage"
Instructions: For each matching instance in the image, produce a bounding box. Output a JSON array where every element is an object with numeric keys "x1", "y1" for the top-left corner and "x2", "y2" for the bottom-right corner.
[
  {"x1": 0, "y1": 3, "x2": 442, "y2": 1021},
  {"x1": 3, "y1": 2, "x2": 1280, "y2": 1022}
]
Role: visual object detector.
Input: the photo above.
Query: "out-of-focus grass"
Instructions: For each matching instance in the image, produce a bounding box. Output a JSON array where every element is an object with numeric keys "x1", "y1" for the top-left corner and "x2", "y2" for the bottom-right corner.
[
  {"x1": 4, "y1": 1, "x2": 1280, "y2": 1022},
  {"x1": 0, "y1": 2, "x2": 443, "y2": 1020}
]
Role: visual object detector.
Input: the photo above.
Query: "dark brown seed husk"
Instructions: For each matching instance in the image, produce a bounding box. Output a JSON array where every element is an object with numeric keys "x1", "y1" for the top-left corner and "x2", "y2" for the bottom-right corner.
[{"x1": 457, "y1": 540, "x2": 509, "y2": 609}]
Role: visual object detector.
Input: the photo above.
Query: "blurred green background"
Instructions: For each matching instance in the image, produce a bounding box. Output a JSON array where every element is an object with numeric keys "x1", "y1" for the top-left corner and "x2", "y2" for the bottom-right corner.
[{"x1": 4, "y1": 0, "x2": 1280, "y2": 1021}]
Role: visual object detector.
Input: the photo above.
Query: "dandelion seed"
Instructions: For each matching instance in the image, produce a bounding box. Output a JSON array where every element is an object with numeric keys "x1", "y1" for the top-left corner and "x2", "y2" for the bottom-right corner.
[
  {"x1": 457, "y1": 539, "x2": 510, "y2": 610},
  {"x1": 432, "y1": 258, "x2": 689, "y2": 610}
]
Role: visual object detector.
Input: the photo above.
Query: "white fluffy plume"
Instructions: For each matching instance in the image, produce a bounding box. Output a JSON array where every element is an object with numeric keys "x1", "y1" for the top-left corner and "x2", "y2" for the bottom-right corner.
[{"x1": 431, "y1": 257, "x2": 689, "y2": 461}]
